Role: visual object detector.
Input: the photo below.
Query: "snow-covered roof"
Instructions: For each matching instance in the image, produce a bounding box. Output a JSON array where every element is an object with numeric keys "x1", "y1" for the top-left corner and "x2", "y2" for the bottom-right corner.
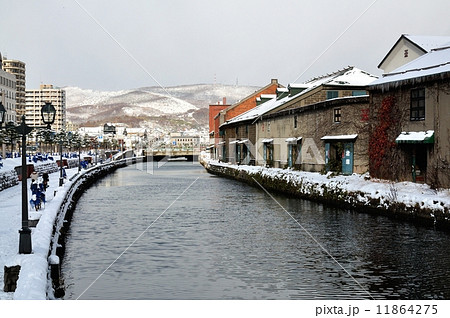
[
  {"x1": 222, "y1": 95, "x2": 281, "y2": 126},
  {"x1": 305, "y1": 66, "x2": 378, "y2": 87},
  {"x1": 378, "y1": 34, "x2": 450, "y2": 70},
  {"x1": 404, "y1": 35, "x2": 450, "y2": 53},
  {"x1": 222, "y1": 67, "x2": 376, "y2": 126},
  {"x1": 285, "y1": 137, "x2": 302, "y2": 143},
  {"x1": 396, "y1": 130, "x2": 434, "y2": 144},
  {"x1": 260, "y1": 94, "x2": 276, "y2": 99},
  {"x1": 288, "y1": 83, "x2": 310, "y2": 89},
  {"x1": 370, "y1": 46, "x2": 450, "y2": 86},
  {"x1": 321, "y1": 134, "x2": 358, "y2": 141}
]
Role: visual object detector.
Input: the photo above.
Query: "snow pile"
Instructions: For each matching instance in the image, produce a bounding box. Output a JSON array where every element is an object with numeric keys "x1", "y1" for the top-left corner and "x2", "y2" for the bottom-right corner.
[{"x1": 0, "y1": 170, "x2": 19, "y2": 191}]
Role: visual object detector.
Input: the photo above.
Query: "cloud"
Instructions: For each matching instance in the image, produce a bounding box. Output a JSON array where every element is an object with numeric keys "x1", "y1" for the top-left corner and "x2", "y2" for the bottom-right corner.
[{"x1": 1, "y1": 0, "x2": 449, "y2": 90}]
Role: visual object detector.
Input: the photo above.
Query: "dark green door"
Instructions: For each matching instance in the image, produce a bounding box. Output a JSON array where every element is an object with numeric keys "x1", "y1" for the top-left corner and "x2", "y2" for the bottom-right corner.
[
  {"x1": 342, "y1": 143, "x2": 354, "y2": 175},
  {"x1": 288, "y1": 144, "x2": 293, "y2": 167},
  {"x1": 325, "y1": 143, "x2": 330, "y2": 171}
]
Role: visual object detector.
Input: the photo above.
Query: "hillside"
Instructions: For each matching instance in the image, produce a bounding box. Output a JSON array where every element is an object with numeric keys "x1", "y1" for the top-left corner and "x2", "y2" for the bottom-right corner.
[{"x1": 65, "y1": 84, "x2": 259, "y2": 131}]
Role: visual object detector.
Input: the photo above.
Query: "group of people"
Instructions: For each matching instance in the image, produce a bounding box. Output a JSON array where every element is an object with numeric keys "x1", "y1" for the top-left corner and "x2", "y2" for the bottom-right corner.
[{"x1": 29, "y1": 172, "x2": 49, "y2": 211}]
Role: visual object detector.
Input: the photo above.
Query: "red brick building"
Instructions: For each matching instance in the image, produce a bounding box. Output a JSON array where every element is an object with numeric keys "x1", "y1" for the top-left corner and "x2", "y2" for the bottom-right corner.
[
  {"x1": 209, "y1": 79, "x2": 282, "y2": 159},
  {"x1": 223, "y1": 79, "x2": 281, "y2": 121},
  {"x1": 208, "y1": 97, "x2": 229, "y2": 135}
]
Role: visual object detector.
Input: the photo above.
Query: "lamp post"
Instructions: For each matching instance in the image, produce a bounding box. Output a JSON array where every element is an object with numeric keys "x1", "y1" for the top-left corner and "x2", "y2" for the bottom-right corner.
[
  {"x1": 16, "y1": 116, "x2": 34, "y2": 254},
  {"x1": 0, "y1": 102, "x2": 6, "y2": 128},
  {"x1": 0, "y1": 102, "x2": 6, "y2": 158},
  {"x1": 55, "y1": 131, "x2": 66, "y2": 187},
  {"x1": 40, "y1": 102, "x2": 63, "y2": 185},
  {"x1": 70, "y1": 132, "x2": 82, "y2": 172}
]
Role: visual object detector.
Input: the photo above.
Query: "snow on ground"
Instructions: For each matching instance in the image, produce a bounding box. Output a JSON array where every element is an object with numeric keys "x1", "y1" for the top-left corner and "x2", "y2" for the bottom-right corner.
[
  {"x1": 206, "y1": 159, "x2": 450, "y2": 213},
  {"x1": 0, "y1": 157, "x2": 80, "y2": 300}
]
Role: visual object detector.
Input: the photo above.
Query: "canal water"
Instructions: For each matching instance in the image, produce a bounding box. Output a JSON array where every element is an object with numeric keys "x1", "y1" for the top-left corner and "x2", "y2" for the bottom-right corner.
[{"x1": 62, "y1": 162, "x2": 450, "y2": 300}]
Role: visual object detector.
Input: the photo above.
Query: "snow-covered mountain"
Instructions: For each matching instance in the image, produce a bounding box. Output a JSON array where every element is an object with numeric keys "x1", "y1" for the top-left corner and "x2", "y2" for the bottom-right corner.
[{"x1": 65, "y1": 84, "x2": 259, "y2": 130}]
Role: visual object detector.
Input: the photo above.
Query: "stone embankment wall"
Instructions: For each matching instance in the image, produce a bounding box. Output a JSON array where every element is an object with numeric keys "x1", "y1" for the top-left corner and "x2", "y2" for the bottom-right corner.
[{"x1": 204, "y1": 162, "x2": 450, "y2": 230}]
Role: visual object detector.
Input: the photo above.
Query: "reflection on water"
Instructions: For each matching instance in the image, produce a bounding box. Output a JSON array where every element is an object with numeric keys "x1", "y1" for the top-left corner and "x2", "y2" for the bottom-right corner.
[{"x1": 62, "y1": 162, "x2": 450, "y2": 299}]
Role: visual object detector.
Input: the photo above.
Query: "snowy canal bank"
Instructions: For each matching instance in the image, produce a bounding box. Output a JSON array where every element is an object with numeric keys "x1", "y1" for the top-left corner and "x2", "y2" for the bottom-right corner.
[
  {"x1": 204, "y1": 160, "x2": 450, "y2": 229},
  {"x1": 0, "y1": 158, "x2": 140, "y2": 300}
]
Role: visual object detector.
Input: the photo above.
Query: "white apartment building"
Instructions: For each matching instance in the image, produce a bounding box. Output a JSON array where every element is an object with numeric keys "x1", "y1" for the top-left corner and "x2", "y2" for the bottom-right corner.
[
  {"x1": 169, "y1": 132, "x2": 200, "y2": 147},
  {"x1": 25, "y1": 84, "x2": 66, "y2": 131},
  {"x1": 2, "y1": 57, "x2": 26, "y2": 122},
  {"x1": 0, "y1": 67, "x2": 17, "y2": 124}
]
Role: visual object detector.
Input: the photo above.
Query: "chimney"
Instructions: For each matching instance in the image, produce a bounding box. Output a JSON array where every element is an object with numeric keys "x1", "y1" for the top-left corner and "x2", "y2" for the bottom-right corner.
[{"x1": 223, "y1": 97, "x2": 226, "y2": 105}]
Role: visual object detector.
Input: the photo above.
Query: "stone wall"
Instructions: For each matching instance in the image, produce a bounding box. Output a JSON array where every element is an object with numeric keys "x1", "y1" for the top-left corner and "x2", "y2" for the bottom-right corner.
[{"x1": 204, "y1": 162, "x2": 450, "y2": 230}]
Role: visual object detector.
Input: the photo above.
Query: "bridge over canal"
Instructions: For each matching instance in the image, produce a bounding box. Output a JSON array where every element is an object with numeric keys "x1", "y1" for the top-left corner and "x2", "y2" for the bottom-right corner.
[{"x1": 148, "y1": 147, "x2": 200, "y2": 161}]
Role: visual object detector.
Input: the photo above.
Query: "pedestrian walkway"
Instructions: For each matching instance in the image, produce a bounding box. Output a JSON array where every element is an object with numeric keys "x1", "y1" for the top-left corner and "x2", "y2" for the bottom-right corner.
[{"x1": 0, "y1": 167, "x2": 79, "y2": 300}]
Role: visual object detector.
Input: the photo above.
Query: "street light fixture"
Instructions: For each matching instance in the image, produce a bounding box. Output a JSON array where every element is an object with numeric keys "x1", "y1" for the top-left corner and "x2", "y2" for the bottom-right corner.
[
  {"x1": 41, "y1": 102, "x2": 65, "y2": 186},
  {"x1": 0, "y1": 102, "x2": 6, "y2": 128},
  {"x1": 0, "y1": 102, "x2": 6, "y2": 158},
  {"x1": 41, "y1": 102, "x2": 56, "y2": 129},
  {"x1": 55, "y1": 131, "x2": 66, "y2": 187}
]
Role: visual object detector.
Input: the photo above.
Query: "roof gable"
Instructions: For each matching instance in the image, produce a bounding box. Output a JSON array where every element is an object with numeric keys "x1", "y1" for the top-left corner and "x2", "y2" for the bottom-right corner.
[
  {"x1": 370, "y1": 45, "x2": 450, "y2": 88},
  {"x1": 378, "y1": 34, "x2": 450, "y2": 71}
]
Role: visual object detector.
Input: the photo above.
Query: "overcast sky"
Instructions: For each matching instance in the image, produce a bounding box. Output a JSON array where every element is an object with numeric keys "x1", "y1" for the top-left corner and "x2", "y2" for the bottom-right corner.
[{"x1": 1, "y1": 0, "x2": 449, "y2": 91}]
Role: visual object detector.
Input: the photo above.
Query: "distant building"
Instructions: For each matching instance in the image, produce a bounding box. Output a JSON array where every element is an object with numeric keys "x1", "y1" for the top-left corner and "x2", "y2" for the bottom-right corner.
[
  {"x1": 211, "y1": 79, "x2": 282, "y2": 159},
  {"x1": 208, "y1": 97, "x2": 230, "y2": 157},
  {"x1": 169, "y1": 132, "x2": 200, "y2": 147},
  {"x1": 378, "y1": 34, "x2": 450, "y2": 73},
  {"x1": 25, "y1": 84, "x2": 66, "y2": 131},
  {"x1": 66, "y1": 120, "x2": 79, "y2": 133},
  {"x1": 2, "y1": 57, "x2": 26, "y2": 122},
  {"x1": 0, "y1": 57, "x2": 17, "y2": 124},
  {"x1": 208, "y1": 97, "x2": 230, "y2": 136}
]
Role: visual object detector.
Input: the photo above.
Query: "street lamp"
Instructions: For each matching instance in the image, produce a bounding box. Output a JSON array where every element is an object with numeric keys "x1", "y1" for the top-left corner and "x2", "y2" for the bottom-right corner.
[
  {"x1": 41, "y1": 102, "x2": 56, "y2": 129},
  {"x1": 0, "y1": 102, "x2": 5, "y2": 158},
  {"x1": 69, "y1": 132, "x2": 82, "y2": 172},
  {"x1": 16, "y1": 116, "x2": 34, "y2": 254},
  {"x1": 55, "y1": 131, "x2": 66, "y2": 187},
  {"x1": 41, "y1": 102, "x2": 64, "y2": 186},
  {"x1": 0, "y1": 102, "x2": 6, "y2": 128}
]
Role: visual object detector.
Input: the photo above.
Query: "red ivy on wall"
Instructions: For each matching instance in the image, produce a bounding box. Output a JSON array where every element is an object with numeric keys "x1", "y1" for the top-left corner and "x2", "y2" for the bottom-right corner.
[
  {"x1": 369, "y1": 96, "x2": 397, "y2": 173},
  {"x1": 361, "y1": 108, "x2": 369, "y2": 121}
]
